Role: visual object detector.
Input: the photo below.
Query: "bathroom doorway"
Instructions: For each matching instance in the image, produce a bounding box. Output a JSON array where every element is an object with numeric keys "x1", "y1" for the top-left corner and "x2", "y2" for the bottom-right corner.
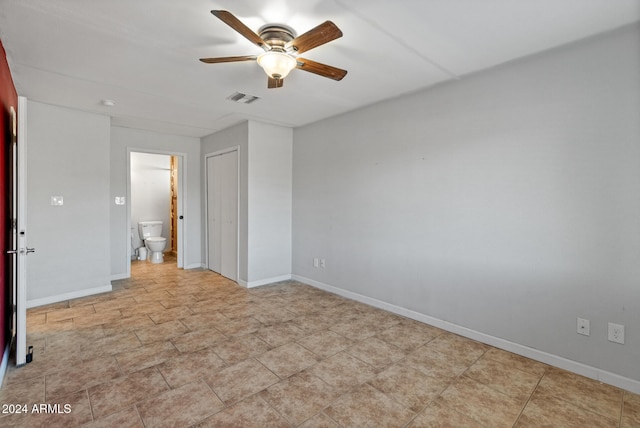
[{"x1": 128, "y1": 150, "x2": 185, "y2": 274}]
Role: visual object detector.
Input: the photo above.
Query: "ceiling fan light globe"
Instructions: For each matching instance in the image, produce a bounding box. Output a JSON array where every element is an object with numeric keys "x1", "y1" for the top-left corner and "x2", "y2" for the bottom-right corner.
[{"x1": 257, "y1": 51, "x2": 297, "y2": 80}]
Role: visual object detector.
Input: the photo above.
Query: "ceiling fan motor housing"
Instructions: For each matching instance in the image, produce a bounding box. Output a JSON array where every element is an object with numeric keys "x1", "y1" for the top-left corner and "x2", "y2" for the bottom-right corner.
[{"x1": 258, "y1": 24, "x2": 297, "y2": 51}]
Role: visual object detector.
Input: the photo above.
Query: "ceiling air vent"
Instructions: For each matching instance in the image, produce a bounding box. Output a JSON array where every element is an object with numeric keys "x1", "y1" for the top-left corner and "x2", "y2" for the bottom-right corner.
[{"x1": 227, "y1": 92, "x2": 260, "y2": 104}]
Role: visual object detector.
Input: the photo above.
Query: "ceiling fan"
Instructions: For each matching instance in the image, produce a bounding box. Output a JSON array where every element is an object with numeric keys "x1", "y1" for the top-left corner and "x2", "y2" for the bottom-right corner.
[{"x1": 200, "y1": 10, "x2": 347, "y2": 88}]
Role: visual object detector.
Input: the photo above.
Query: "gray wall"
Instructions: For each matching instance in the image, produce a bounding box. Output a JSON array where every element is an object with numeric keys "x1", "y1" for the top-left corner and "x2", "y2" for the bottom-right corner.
[
  {"x1": 247, "y1": 121, "x2": 292, "y2": 284},
  {"x1": 292, "y1": 25, "x2": 640, "y2": 381},
  {"x1": 201, "y1": 122, "x2": 249, "y2": 281},
  {"x1": 27, "y1": 101, "x2": 111, "y2": 303},
  {"x1": 110, "y1": 126, "x2": 202, "y2": 275},
  {"x1": 201, "y1": 120, "x2": 292, "y2": 286}
]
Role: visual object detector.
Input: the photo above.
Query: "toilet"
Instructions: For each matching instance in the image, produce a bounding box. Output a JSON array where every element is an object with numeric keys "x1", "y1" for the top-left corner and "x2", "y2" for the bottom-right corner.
[{"x1": 138, "y1": 220, "x2": 167, "y2": 264}]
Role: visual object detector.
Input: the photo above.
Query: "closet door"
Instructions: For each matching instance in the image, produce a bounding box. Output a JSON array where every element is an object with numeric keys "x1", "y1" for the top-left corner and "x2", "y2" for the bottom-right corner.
[
  {"x1": 207, "y1": 155, "x2": 222, "y2": 273},
  {"x1": 207, "y1": 150, "x2": 238, "y2": 281},
  {"x1": 219, "y1": 150, "x2": 238, "y2": 280}
]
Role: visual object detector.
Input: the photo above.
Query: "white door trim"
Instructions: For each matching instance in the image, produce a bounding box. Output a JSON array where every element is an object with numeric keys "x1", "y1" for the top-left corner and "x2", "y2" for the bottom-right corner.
[{"x1": 15, "y1": 96, "x2": 28, "y2": 366}]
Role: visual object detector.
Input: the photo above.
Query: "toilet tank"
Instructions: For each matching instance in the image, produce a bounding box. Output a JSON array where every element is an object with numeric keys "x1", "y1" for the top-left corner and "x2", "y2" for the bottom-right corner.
[{"x1": 138, "y1": 221, "x2": 163, "y2": 238}]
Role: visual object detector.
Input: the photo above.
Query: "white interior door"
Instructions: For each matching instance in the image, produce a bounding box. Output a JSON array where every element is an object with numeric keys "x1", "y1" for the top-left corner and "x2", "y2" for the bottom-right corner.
[
  {"x1": 207, "y1": 155, "x2": 222, "y2": 273},
  {"x1": 206, "y1": 150, "x2": 238, "y2": 281},
  {"x1": 6, "y1": 106, "x2": 18, "y2": 362},
  {"x1": 219, "y1": 150, "x2": 238, "y2": 280}
]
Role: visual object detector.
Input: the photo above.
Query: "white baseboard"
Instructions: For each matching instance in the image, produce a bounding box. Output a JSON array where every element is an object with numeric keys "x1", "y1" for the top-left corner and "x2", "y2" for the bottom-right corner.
[
  {"x1": 27, "y1": 284, "x2": 113, "y2": 308},
  {"x1": 110, "y1": 273, "x2": 129, "y2": 281},
  {"x1": 185, "y1": 263, "x2": 205, "y2": 270},
  {"x1": 237, "y1": 274, "x2": 293, "y2": 289},
  {"x1": 0, "y1": 342, "x2": 10, "y2": 389},
  {"x1": 292, "y1": 274, "x2": 640, "y2": 394}
]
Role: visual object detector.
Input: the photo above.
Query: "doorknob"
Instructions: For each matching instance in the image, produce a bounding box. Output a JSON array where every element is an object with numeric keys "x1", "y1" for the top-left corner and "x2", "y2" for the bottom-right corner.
[{"x1": 5, "y1": 248, "x2": 35, "y2": 255}]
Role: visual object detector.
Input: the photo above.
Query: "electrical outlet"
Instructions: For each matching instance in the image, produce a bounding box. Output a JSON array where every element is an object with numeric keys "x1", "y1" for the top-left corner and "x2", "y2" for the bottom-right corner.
[
  {"x1": 577, "y1": 318, "x2": 590, "y2": 336},
  {"x1": 608, "y1": 323, "x2": 625, "y2": 344},
  {"x1": 319, "y1": 258, "x2": 326, "y2": 268}
]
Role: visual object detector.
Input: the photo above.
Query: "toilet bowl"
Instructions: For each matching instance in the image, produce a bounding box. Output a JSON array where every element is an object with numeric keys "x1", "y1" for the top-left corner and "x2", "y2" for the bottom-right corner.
[
  {"x1": 145, "y1": 237, "x2": 167, "y2": 264},
  {"x1": 138, "y1": 220, "x2": 166, "y2": 264}
]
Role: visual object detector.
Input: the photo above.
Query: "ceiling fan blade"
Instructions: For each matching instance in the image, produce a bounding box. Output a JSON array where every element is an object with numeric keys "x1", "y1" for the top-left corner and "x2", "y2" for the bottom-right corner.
[
  {"x1": 268, "y1": 77, "x2": 284, "y2": 89},
  {"x1": 200, "y1": 55, "x2": 257, "y2": 64},
  {"x1": 211, "y1": 10, "x2": 268, "y2": 51},
  {"x1": 296, "y1": 57, "x2": 347, "y2": 81},
  {"x1": 285, "y1": 21, "x2": 342, "y2": 54}
]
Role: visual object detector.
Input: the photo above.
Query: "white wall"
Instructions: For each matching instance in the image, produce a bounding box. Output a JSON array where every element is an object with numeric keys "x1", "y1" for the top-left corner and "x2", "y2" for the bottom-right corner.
[
  {"x1": 247, "y1": 121, "x2": 292, "y2": 284},
  {"x1": 292, "y1": 24, "x2": 640, "y2": 384},
  {"x1": 130, "y1": 152, "x2": 171, "y2": 246},
  {"x1": 201, "y1": 120, "x2": 292, "y2": 287},
  {"x1": 201, "y1": 122, "x2": 249, "y2": 280},
  {"x1": 110, "y1": 126, "x2": 201, "y2": 276},
  {"x1": 26, "y1": 101, "x2": 111, "y2": 304}
]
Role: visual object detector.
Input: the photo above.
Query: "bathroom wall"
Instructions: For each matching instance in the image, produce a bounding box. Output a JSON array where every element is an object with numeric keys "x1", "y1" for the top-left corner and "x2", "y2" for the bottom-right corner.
[{"x1": 130, "y1": 152, "x2": 171, "y2": 250}]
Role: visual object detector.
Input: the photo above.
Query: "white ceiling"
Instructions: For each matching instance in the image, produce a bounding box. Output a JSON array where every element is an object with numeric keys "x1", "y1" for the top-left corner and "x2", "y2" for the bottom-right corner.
[{"x1": 1, "y1": 0, "x2": 638, "y2": 138}]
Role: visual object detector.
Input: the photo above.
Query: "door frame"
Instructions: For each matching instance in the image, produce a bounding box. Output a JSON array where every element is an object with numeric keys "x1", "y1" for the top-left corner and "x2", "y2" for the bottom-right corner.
[
  {"x1": 204, "y1": 146, "x2": 240, "y2": 281},
  {"x1": 14, "y1": 96, "x2": 28, "y2": 366},
  {"x1": 126, "y1": 148, "x2": 186, "y2": 276}
]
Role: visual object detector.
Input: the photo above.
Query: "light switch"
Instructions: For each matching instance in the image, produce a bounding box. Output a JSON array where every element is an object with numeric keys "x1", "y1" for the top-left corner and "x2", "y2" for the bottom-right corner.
[
  {"x1": 115, "y1": 196, "x2": 126, "y2": 205},
  {"x1": 51, "y1": 196, "x2": 64, "y2": 206}
]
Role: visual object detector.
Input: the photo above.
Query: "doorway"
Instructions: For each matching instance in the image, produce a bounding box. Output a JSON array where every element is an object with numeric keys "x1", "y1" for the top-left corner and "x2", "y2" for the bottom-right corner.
[
  {"x1": 128, "y1": 150, "x2": 185, "y2": 276},
  {"x1": 206, "y1": 148, "x2": 239, "y2": 281}
]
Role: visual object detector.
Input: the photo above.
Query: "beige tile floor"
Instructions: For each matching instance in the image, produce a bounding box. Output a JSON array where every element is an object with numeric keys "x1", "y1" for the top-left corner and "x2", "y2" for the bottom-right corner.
[{"x1": 1, "y1": 256, "x2": 638, "y2": 427}]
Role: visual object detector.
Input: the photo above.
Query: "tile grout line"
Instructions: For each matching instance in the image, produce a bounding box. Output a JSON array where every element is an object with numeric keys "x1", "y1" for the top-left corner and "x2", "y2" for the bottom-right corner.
[
  {"x1": 618, "y1": 391, "x2": 625, "y2": 428},
  {"x1": 511, "y1": 367, "x2": 547, "y2": 427},
  {"x1": 541, "y1": 370, "x2": 625, "y2": 425}
]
